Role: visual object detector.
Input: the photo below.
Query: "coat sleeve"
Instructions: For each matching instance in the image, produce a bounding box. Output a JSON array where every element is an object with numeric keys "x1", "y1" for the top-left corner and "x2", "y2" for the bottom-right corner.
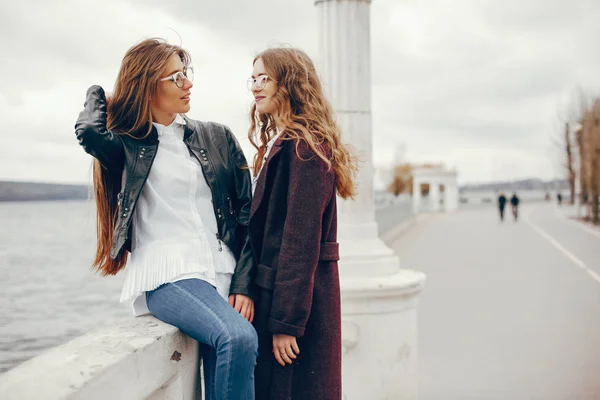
[
  {"x1": 225, "y1": 126, "x2": 258, "y2": 300},
  {"x1": 74, "y1": 85, "x2": 125, "y2": 171},
  {"x1": 268, "y1": 142, "x2": 335, "y2": 337}
]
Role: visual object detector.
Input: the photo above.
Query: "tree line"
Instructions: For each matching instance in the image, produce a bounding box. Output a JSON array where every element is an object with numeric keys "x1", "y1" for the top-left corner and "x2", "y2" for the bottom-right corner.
[{"x1": 564, "y1": 96, "x2": 600, "y2": 223}]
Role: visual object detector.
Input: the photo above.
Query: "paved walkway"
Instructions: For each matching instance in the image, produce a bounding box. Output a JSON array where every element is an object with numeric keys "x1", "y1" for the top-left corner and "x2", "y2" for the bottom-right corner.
[{"x1": 391, "y1": 203, "x2": 600, "y2": 400}]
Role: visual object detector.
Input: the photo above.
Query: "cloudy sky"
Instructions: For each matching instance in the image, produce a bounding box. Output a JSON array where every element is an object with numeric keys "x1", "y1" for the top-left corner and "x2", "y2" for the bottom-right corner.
[{"x1": 1, "y1": 0, "x2": 599, "y2": 187}]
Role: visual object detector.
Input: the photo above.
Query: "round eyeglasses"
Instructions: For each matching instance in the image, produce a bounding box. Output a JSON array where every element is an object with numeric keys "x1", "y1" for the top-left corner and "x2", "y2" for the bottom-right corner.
[
  {"x1": 160, "y1": 67, "x2": 194, "y2": 88},
  {"x1": 247, "y1": 75, "x2": 274, "y2": 91}
]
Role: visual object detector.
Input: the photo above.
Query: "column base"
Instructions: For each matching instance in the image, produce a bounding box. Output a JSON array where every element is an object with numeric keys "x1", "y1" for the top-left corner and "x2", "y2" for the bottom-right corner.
[
  {"x1": 339, "y1": 221, "x2": 404, "y2": 276},
  {"x1": 341, "y1": 269, "x2": 426, "y2": 400}
]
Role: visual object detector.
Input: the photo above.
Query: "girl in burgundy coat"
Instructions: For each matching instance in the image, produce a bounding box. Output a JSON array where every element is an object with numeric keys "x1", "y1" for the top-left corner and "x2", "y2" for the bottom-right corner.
[{"x1": 246, "y1": 48, "x2": 358, "y2": 399}]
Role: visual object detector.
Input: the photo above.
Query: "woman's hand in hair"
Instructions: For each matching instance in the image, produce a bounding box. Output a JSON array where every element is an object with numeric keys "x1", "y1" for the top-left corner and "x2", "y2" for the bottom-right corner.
[
  {"x1": 228, "y1": 294, "x2": 254, "y2": 323},
  {"x1": 272, "y1": 334, "x2": 300, "y2": 366}
]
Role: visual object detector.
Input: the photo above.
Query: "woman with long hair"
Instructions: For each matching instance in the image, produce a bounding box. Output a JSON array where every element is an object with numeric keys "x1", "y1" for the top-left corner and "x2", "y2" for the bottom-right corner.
[
  {"x1": 247, "y1": 48, "x2": 358, "y2": 399},
  {"x1": 74, "y1": 38, "x2": 257, "y2": 400}
]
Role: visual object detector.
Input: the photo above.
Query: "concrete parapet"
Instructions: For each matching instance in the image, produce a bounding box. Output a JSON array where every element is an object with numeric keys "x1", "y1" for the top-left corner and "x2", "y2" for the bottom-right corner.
[
  {"x1": 0, "y1": 316, "x2": 199, "y2": 400},
  {"x1": 341, "y1": 270, "x2": 426, "y2": 400}
]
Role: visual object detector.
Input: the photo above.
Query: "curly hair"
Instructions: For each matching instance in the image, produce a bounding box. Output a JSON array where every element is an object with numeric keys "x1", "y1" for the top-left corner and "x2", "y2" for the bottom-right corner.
[{"x1": 248, "y1": 47, "x2": 358, "y2": 199}]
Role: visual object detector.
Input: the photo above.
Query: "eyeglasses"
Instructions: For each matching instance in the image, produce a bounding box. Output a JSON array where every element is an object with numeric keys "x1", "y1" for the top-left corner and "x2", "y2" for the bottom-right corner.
[
  {"x1": 160, "y1": 67, "x2": 194, "y2": 88},
  {"x1": 247, "y1": 75, "x2": 275, "y2": 91}
]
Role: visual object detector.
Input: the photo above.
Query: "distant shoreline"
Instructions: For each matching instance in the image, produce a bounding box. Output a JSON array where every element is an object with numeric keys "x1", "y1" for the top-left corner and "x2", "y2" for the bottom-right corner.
[
  {"x1": 0, "y1": 181, "x2": 89, "y2": 202},
  {"x1": 1, "y1": 177, "x2": 569, "y2": 202},
  {"x1": 0, "y1": 198, "x2": 91, "y2": 203}
]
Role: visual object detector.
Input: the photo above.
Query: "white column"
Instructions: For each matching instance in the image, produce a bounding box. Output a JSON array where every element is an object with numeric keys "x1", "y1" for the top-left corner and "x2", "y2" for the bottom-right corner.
[
  {"x1": 441, "y1": 179, "x2": 448, "y2": 212},
  {"x1": 430, "y1": 182, "x2": 440, "y2": 212},
  {"x1": 446, "y1": 182, "x2": 458, "y2": 212},
  {"x1": 443, "y1": 183, "x2": 450, "y2": 212},
  {"x1": 316, "y1": 1, "x2": 426, "y2": 399},
  {"x1": 413, "y1": 177, "x2": 421, "y2": 214}
]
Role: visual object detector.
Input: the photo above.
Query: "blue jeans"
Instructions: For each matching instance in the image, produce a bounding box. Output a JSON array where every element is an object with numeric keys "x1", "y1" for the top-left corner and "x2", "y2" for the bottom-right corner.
[{"x1": 146, "y1": 279, "x2": 258, "y2": 400}]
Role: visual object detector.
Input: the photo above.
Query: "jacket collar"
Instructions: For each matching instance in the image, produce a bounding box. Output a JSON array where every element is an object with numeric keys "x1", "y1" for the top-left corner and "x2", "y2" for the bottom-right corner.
[
  {"x1": 129, "y1": 115, "x2": 195, "y2": 146},
  {"x1": 132, "y1": 125, "x2": 159, "y2": 145},
  {"x1": 182, "y1": 115, "x2": 200, "y2": 144},
  {"x1": 152, "y1": 114, "x2": 186, "y2": 137},
  {"x1": 250, "y1": 137, "x2": 285, "y2": 219}
]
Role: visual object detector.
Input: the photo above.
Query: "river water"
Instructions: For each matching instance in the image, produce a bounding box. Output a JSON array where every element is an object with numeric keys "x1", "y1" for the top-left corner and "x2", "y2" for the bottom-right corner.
[{"x1": 0, "y1": 200, "x2": 129, "y2": 374}]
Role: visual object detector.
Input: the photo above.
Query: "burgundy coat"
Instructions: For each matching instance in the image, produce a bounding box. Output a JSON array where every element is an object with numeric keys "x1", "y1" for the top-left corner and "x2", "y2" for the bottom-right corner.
[{"x1": 249, "y1": 137, "x2": 342, "y2": 400}]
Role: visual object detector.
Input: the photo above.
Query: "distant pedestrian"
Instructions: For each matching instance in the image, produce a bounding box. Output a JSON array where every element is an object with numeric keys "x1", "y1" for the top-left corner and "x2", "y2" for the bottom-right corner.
[
  {"x1": 498, "y1": 193, "x2": 507, "y2": 222},
  {"x1": 557, "y1": 192, "x2": 563, "y2": 206},
  {"x1": 510, "y1": 192, "x2": 520, "y2": 221}
]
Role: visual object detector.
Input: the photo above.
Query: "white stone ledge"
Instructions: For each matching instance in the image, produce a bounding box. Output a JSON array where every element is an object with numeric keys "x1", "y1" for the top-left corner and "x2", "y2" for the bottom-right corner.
[
  {"x1": 342, "y1": 269, "x2": 426, "y2": 315},
  {"x1": 380, "y1": 213, "x2": 429, "y2": 245},
  {"x1": 0, "y1": 316, "x2": 199, "y2": 400}
]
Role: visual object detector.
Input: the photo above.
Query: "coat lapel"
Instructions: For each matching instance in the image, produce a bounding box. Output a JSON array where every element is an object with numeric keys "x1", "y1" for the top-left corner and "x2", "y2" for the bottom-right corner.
[{"x1": 250, "y1": 138, "x2": 285, "y2": 219}]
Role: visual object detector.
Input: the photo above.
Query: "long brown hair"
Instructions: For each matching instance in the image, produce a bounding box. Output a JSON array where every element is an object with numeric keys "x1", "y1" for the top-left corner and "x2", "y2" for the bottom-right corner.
[
  {"x1": 248, "y1": 48, "x2": 358, "y2": 199},
  {"x1": 92, "y1": 38, "x2": 191, "y2": 276}
]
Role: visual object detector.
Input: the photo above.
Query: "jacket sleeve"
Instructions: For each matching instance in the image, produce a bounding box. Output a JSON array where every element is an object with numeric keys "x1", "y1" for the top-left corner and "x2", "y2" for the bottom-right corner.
[
  {"x1": 268, "y1": 142, "x2": 335, "y2": 337},
  {"x1": 74, "y1": 85, "x2": 124, "y2": 171},
  {"x1": 225, "y1": 127, "x2": 258, "y2": 300}
]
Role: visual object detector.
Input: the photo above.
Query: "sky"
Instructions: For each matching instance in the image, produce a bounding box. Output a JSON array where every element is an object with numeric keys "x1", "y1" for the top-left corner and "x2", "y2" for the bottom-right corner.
[{"x1": 1, "y1": 0, "x2": 599, "y2": 187}]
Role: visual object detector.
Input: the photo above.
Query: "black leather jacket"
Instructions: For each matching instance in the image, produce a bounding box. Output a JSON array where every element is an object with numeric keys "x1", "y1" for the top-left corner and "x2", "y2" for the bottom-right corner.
[{"x1": 74, "y1": 85, "x2": 256, "y2": 299}]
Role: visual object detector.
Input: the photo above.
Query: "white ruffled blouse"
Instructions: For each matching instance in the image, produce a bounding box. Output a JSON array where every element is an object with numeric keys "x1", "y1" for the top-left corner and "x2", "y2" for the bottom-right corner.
[{"x1": 120, "y1": 114, "x2": 236, "y2": 316}]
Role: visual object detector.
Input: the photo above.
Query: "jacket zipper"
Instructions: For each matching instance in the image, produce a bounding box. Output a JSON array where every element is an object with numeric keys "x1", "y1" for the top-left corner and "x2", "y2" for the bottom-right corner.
[
  {"x1": 228, "y1": 197, "x2": 235, "y2": 215},
  {"x1": 216, "y1": 233, "x2": 223, "y2": 251},
  {"x1": 122, "y1": 145, "x2": 158, "y2": 235},
  {"x1": 185, "y1": 142, "x2": 224, "y2": 252}
]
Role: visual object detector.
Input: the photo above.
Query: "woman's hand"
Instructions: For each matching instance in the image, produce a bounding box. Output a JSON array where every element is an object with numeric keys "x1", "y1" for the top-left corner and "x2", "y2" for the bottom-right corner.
[
  {"x1": 228, "y1": 294, "x2": 254, "y2": 323},
  {"x1": 272, "y1": 334, "x2": 300, "y2": 366}
]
